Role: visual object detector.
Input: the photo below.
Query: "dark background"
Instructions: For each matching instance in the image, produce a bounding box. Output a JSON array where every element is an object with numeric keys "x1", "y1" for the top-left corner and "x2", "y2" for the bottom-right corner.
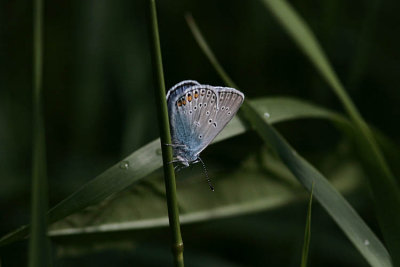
[{"x1": 0, "y1": 0, "x2": 399, "y2": 266}]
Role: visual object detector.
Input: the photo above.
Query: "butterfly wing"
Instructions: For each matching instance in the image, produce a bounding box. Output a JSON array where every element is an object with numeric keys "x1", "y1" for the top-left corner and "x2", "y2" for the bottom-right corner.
[
  {"x1": 167, "y1": 81, "x2": 244, "y2": 161},
  {"x1": 166, "y1": 80, "x2": 201, "y2": 147},
  {"x1": 189, "y1": 85, "x2": 244, "y2": 155}
]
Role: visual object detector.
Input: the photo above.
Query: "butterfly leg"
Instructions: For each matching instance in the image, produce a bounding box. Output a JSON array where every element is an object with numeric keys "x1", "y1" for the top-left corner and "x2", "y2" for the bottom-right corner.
[
  {"x1": 174, "y1": 165, "x2": 184, "y2": 172},
  {"x1": 167, "y1": 159, "x2": 180, "y2": 165}
]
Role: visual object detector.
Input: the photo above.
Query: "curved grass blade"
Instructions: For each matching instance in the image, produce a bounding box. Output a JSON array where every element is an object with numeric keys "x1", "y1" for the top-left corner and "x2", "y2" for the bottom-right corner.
[
  {"x1": 243, "y1": 101, "x2": 392, "y2": 267},
  {"x1": 301, "y1": 183, "x2": 314, "y2": 267},
  {"x1": 0, "y1": 96, "x2": 353, "y2": 246},
  {"x1": 260, "y1": 1, "x2": 400, "y2": 263},
  {"x1": 185, "y1": 15, "x2": 392, "y2": 267},
  {"x1": 48, "y1": 150, "x2": 357, "y2": 237}
]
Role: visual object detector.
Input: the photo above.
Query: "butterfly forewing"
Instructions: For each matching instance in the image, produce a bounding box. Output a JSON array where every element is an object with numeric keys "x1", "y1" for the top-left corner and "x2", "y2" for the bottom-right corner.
[{"x1": 167, "y1": 80, "x2": 200, "y2": 145}]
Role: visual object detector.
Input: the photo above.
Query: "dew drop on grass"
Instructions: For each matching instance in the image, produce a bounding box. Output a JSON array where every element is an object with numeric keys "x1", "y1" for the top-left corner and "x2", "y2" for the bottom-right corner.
[
  {"x1": 264, "y1": 112, "x2": 270, "y2": 119},
  {"x1": 364, "y1": 239, "x2": 370, "y2": 246},
  {"x1": 119, "y1": 161, "x2": 129, "y2": 170}
]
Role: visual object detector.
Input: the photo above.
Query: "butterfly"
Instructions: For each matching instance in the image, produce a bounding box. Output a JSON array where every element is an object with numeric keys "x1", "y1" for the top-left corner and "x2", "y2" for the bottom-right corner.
[{"x1": 166, "y1": 80, "x2": 245, "y2": 190}]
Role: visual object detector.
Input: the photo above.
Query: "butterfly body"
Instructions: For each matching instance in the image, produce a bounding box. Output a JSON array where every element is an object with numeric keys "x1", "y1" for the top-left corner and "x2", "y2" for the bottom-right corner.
[{"x1": 166, "y1": 80, "x2": 244, "y2": 167}]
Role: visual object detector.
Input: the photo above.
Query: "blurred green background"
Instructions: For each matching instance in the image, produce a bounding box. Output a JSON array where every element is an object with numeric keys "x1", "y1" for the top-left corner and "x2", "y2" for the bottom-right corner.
[{"x1": 1, "y1": 0, "x2": 399, "y2": 266}]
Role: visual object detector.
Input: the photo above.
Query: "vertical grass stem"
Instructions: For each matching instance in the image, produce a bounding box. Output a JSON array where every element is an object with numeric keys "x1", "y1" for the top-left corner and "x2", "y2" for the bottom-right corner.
[
  {"x1": 29, "y1": 0, "x2": 51, "y2": 266},
  {"x1": 148, "y1": 0, "x2": 184, "y2": 266}
]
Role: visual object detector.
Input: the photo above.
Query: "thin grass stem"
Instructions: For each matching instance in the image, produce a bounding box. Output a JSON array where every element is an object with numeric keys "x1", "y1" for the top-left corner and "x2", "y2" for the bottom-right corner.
[
  {"x1": 300, "y1": 182, "x2": 314, "y2": 267},
  {"x1": 148, "y1": 1, "x2": 184, "y2": 266},
  {"x1": 29, "y1": 0, "x2": 51, "y2": 266}
]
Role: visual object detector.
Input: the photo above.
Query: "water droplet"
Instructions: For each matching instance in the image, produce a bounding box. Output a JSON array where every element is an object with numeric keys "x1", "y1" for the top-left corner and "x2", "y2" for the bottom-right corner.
[
  {"x1": 156, "y1": 148, "x2": 162, "y2": 155},
  {"x1": 364, "y1": 239, "x2": 370, "y2": 246},
  {"x1": 119, "y1": 161, "x2": 129, "y2": 170},
  {"x1": 264, "y1": 112, "x2": 270, "y2": 119}
]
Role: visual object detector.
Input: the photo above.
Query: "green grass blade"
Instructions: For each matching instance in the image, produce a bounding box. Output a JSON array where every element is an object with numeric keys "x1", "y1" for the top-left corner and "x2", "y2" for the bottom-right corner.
[
  {"x1": 29, "y1": 0, "x2": 51, "y2": 265},
  {"x1": 148, "y1": 0, "x2": 184, "y2": 265},
  {"x1": 185, "y1": 16, "x2": 392, "y2": 267},
  {"x1": 242, "y1": 101, "x2": 391, "y2": 267},
  {"x1": 185, "y1": 14, "x2": 238, "y2": 88},
  {"x1": 48, "y1": 149, "x2": 358, "y2": 237},
  {"x1": 260, "y1": 1, "x2": 400, "y2": 264},
  {"x1": 0, "y1": 96, "x2": 351, "y2": 246},
  {"x1": 301, "y1": 183, "x2": 314, "y2": 267},
  {"x1": 0, "y1": 95, "x2": 394, "y2": 267}
]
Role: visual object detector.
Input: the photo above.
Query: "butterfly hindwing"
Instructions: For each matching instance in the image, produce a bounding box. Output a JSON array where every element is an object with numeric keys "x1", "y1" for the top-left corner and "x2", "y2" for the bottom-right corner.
[
  {"x1": 214, "y1": 88, "x2": 244, "y2": 133},
  {"x1": 186, "y1": 85, "x2": 219, "y2": 153},
  {"x1": 192, "y1": 86, "x2": 244, "y2": 155}
]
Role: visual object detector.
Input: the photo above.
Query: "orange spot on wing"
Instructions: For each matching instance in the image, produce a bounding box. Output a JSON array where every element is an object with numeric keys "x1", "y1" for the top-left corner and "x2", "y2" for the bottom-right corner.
[
  {"x1": 177, "y1": 100, "x2": 182, "y2": 107},
  {"x1": 188, "y1": 95, "x2": 192, "y2": 102},
  {"x1": 194, "y1": 92, "x2": 199, "y2": 98}
]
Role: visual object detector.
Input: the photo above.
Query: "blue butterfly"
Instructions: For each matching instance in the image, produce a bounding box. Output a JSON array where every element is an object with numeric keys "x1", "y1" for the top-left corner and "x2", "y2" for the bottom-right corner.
[{"x1": 166, "y1": 80, "x2": 245, "y2": 190}]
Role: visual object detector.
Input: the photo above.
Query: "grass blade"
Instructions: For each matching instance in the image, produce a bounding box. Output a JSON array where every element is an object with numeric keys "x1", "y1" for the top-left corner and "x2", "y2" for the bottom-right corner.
[
  {"x1": 30, "y1": 0, "x2": 51, "y2": 266},
  {"x1": 0, "y1": 94, "x2": 395, "y2": 267},
  {"x1": 48, "y1": 150, "x2": 358, "y2": 237},
  {"x1": 244, "y1": 102, "x2": 391, "y2": 267},
  {"x1": 301, "y1": 183, "x2": 314, "y2": 267},
  {"x1": 0, "y1": 96, "x2": 351, "y2": 246},
  {"x1": 260, "y1": 1, "x2": 400, "y2": 264},
  {"x1": 185, "y1": 15, "x2": 392, "y2": 267},
  {"x1": 148, "y1": 0, "x2": 184, "y2": 265}
]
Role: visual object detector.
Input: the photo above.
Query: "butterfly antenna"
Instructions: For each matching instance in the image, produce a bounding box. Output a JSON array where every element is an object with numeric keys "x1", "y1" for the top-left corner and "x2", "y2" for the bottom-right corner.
[{"x1": 198, "y1": 157, "x2": 214, "y2": 191}]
